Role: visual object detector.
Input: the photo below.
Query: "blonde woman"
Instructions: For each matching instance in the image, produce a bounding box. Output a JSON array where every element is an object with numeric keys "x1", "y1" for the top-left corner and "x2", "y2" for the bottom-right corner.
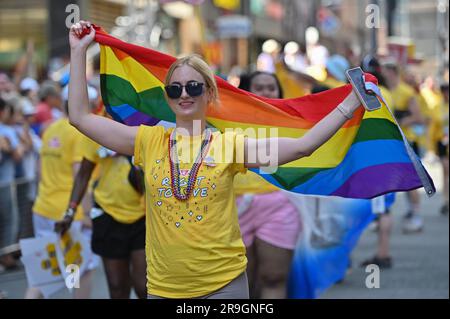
[{"x1": 68, "y1": 21, "x2": 361, "y2": 299}]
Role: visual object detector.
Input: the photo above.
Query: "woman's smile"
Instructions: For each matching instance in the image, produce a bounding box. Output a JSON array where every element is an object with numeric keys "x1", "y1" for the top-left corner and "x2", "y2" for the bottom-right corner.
[{"x1": 178, "y1": 100, "x2": 195, "y2": 109}]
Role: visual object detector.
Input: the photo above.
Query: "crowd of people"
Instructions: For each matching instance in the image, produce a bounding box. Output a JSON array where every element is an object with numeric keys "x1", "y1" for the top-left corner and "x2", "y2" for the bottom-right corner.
[{"x1": 0, "y1": 20, "x2": 448, "y2": 299}]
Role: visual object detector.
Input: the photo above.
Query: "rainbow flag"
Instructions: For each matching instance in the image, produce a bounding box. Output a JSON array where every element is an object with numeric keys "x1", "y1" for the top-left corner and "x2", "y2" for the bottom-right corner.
[{"x1": 93, "y1": 26, "x2": 434, "y2": 199}]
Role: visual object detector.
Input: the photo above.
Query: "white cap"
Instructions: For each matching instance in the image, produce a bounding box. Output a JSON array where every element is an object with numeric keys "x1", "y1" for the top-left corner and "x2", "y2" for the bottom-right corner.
[
  {"x1": 62, "y1": 85, "x2": 98, "y2": 101},
  {"x1": 262, "y1": 39, "x2": 280, "y2": 54},
  {"x1": 306, "y1": 26, "x2": 320, "y2": 45},
  {"x1": 284, "y1": 41, "x2": 299, "y2": 55},
  {"x1": 20, "y1": 77, "x2": 39, "y2": 92}
]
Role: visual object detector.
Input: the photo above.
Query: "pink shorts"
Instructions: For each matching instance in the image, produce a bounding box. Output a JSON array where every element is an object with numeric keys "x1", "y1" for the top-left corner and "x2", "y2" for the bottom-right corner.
[{"x1": 237, "y1": 191, "x2": 301, "y2": 250}]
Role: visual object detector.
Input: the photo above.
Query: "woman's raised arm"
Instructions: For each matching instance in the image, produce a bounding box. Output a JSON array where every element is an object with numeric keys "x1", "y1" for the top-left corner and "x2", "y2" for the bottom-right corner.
[
  {"x1": 68, "y1": 20, "x2": 137, "y2": 156},
  {"x1": 245, "y1": 90, "x2": 361, "y2": 168}
]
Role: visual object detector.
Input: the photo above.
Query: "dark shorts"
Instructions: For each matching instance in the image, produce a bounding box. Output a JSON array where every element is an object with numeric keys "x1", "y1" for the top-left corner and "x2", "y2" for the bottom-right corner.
[
  {"x1": 91, "y1": 204, "x2": 145, "y2": 259},
  {"x1": 437, "y1": 140, "x2": 449, "y2": 158}
]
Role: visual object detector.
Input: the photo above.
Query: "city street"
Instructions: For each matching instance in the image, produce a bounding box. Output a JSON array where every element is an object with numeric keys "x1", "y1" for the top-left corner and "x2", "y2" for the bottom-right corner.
[{"x1": 321, "y1": 159, "x2": 449, "y2": 299}]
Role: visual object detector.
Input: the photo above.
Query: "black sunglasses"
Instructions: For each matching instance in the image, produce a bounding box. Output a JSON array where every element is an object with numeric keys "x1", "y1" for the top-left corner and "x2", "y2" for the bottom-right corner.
[{"x1": 165, "y1": 81, "x2": 205, "y2": 99}]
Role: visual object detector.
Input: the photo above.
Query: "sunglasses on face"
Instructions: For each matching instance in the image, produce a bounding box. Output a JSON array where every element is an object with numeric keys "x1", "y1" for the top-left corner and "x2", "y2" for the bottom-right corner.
[{"x1": 165, "y1": 81, "x2": 205, "y2": 99}]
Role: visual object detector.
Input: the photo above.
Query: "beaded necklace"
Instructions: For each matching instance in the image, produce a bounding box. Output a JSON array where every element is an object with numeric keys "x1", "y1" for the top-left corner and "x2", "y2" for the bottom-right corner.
[{"x1": 168, "y1": 129, "x2": 213, "y2": 201}]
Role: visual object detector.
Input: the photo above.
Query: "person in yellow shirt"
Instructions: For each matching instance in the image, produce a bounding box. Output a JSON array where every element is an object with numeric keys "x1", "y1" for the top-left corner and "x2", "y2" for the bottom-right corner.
[
  {"x1": 25, "y1": 93, "x2": 97, "y2": 299},
  {"x1": 421, "y1": 76, "x2": 443, "y2": 112},
  {"x1": 55, "y1": 134, "x2": 146, "y2": 298},
  {"x1": 236, "y1": 71, "x2": 301, "y2": 298},
  {"x1": 421, "y1": 76, "x2": 445, "y2": 156},
  {"x1": 403, "y1": 69, "x2": 432, "y2": 154},
  {"x1": 382, "y1": 62, "x2": 425, "y2": 234},
  {"x1": 430, "y1": 83, "x2": 449, "y2": 215},
  {"x1": 68, "y1": 20, "x2": 362, "y2": 298}
]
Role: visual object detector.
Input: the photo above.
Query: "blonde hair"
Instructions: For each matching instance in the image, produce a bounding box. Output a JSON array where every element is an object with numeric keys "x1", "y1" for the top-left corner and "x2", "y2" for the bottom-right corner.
[{"x1": 165, "y1": 54, "x2": 219, "y2": 105}]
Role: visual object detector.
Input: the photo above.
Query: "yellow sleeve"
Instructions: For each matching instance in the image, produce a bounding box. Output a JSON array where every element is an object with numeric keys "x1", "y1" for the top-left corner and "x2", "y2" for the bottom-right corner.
[
  {"x1": 79, "y1": 135, "x2": 101, "y2": 164},
  {"x1": 70, "y1": 129, "x2": 84, "y2": 164},
  {"x1": 404, "y1": 83, "x2": 416, "y2": 103},
  {"x1": 133, "y1": 125, "x2": 165, "y2": 167},
  {"x1": 417, "y1": 94, "x2": 432, "y2": 121},
  {"x1": 226, "y1": 131, "x2": 247, "y2": 176}
]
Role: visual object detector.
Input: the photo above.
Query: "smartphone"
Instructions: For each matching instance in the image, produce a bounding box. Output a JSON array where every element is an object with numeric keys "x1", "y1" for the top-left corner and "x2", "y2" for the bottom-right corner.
[{"x1": 346, "y1": 67, "x2": 381, "y2": 112}]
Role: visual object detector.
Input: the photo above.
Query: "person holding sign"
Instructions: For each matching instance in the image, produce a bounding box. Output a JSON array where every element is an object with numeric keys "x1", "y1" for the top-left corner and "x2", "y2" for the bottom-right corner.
[
  {"x1": 55, "y1": 132, "x2": 146, "y2": 299},
  {"x1": 24, "y1": 86, "x2": 98, "y2": 299}
]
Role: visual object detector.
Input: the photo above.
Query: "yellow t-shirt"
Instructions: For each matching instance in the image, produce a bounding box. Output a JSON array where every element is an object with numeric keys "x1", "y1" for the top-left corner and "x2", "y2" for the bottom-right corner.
[
  {"x1": 421, "y1": 87, "x2": 443, "y2": 112},
  {"x1": 421, "y1": 88, "x2": 445, "y2": 152},
  {"x1": 79, "y1": 136, "x2": 145, "y2": 224},
  {"x1": 414, "y1": 92, "x2": 431, "y2": 149},
  {"x1": 416, "y1": 93, "x2": 431, "y2": 120},
  {"x1": 429, "y1": 101, "x2": 449, "y2": 148},
  {"x1": 134, "y1": 125, "x2": 248, "y2": 298},
  {"x1": 33, "y1": 119, "x2": 83, "y2": 221},
  {"x1": 391, "y1": 81, "x2": 417, "y2": 141}
]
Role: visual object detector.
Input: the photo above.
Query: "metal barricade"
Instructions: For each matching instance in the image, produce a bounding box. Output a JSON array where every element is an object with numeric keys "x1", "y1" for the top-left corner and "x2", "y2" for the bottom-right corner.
[{"x1": 0, "y1": 178, "x2": 35, "y2": 257}]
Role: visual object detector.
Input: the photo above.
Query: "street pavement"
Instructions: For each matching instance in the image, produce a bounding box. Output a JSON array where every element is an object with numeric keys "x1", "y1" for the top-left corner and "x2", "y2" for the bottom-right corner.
[{"x1": 321, "y1": 158, "x2": 449, "y2": 299}]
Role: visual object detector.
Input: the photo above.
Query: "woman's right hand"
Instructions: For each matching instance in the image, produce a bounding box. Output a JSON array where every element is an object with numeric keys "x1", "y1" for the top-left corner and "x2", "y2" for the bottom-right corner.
[{"x1": 69, "y1": 20, "x2": 96, "y2": 51}]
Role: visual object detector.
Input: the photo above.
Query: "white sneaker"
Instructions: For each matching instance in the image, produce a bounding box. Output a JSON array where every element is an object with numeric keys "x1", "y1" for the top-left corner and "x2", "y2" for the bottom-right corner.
[{"x1": 402, "y1": 215, "x2": 424, "y2": 234}]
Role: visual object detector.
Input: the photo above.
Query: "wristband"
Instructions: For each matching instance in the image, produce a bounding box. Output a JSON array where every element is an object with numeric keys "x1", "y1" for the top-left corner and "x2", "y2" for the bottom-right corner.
[
  {"x1": 64, "y1": 207, "x2": 76, "y2": 219},
  {"x1": 337, "y1": 103, "x2": 354, "y2": 120}
]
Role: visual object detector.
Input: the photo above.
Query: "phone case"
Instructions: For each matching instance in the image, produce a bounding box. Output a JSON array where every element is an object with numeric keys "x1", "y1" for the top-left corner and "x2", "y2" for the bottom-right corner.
[{"x1": 346, "y1": 67, "x2": 381, "y2": 112}]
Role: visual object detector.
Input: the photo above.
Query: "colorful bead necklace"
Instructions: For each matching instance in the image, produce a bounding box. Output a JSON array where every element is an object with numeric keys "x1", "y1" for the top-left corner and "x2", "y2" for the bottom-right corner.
[{"x1": 168, "y1": 129, "x2": 213, "y2": 201}]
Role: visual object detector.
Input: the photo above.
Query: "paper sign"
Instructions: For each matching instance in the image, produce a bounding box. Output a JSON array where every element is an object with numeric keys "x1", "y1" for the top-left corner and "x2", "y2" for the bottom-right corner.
[{"x1": 19, "y1": 229, "x2": 92, "y2": 298}]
